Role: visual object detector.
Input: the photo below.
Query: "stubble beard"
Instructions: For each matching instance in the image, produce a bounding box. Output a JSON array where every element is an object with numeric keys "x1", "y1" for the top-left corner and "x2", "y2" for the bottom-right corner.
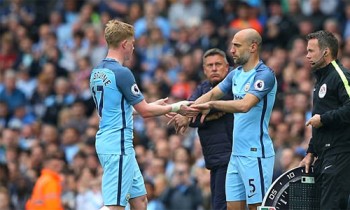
[{"x1": 234, "y1": 55, "x2": 249, "y2": 66}]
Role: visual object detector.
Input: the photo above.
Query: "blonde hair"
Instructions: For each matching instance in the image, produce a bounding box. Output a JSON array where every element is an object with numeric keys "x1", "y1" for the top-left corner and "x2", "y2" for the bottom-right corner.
[{"x1": 104, "y1": 19, "x2": 134, "y2": 48}]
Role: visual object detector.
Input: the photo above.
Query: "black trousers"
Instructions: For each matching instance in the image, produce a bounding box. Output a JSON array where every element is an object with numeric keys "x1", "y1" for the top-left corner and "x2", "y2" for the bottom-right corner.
[
  {"x1": 210, "y1": 165, "x2": 228, "y2": 210},
  {"x1": 314, "y1": 153, "x2": 350, "y2": 210}
]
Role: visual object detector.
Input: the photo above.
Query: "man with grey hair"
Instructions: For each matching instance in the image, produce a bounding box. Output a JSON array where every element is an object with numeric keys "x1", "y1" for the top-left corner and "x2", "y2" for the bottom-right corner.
[{"x1": 169, "y1": 48, "x2": 233, "y2": 210}]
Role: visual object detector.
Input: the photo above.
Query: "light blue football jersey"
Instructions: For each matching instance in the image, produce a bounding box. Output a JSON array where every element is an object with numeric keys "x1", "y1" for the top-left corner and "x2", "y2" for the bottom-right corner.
[
  {"x1": 218, "y1": 61, "x2": 277, "y2": 158},
  {"x1": 90, "y1": 58, "x2": 144, "y2": 155}
]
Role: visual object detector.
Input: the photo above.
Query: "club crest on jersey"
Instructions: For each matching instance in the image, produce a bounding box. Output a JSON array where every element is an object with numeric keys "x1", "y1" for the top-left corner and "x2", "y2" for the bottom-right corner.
[
  {"x1": 131, "y1": 84, "x2": 141, "y2": 96},
  {"x1": 244, "y1": 83, "x2": 250, "y2": 92},
  {"x1": 125, "y1": 193, "x2": 131, "y2": 202},
  {"x1": 318, "y1": 84, "x2": 327, "y2": 98},
  {"x1": 254, "y1": 80, "x2": 264, "y2": 91}
]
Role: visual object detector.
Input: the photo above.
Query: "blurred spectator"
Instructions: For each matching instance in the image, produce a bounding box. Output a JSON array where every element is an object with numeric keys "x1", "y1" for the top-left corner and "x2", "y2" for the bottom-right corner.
[
  {"x1": 0, "y1": 0, "x2": 35, "y2": 28},
  {"x1": 83, "y1": 25, "x2": 107, "y2": 67},
  {"x1": 144, "y1": 157, "x2": 166, "y2": 181},
  {"x1": 61, "y1": 169, "x2": 76, "y2": 210},
  {"x1": 16, "y1": 68, "x2": 37, "y2": 100},
  {"x1": 0, "y1": 163, "x2": 9, "y2": 186},
  {"x1": 72, "y1": 3, "x2": 99, "y2": 32},
  {"x1": 179, "y1": 53, "x2": 202, "y2": 84},
  {"x1": 28, "y1": 144, "x2": 45, "y2": 177},
  {"x1": 71, "y1": 56, "x2": 91, "y2": 89},
  {"x1": 134, "y1": 2, "x2": 170, "y2": 39},
  {"x1": 71, "y1": 151, "x2": 86, "y2": 177},
  {"x1": 58, "y1": 0, "x2": 80, "y2": 25},
  {"x1": 49, "y1": 10, "x2": 72, "y2": 50},
  {"x1": 195, "y1": 167, "x2": 211, "y2": 210},
  {"x1": 211, "y1": 0, "x2": 236, "y2": 28},
  {"x1": 168, "y1": 0, "x2": 205, "y2": 30},
  {"x1": 301, "y1": 0, "x2": 328, "y2": 31},
  {"x1": 9, "y1": 168, "x2": 32, "y2": 210},
  {"x1": 126, "y1": 2, "x2": 143, "y2": 25},
  {"x1": 341, "y1": 53, "x2": 350, "y2": 69},
  {"x1": 61, "y1": 30, "x2": 89, "y2": 71},
  {"x1": 285, "y1": 0, "x2": 305, "y2": 27},
  {"x1": 153, "y1": 64, "x2": 172, "y2": 98},
  {"x1": 97, "y1": 0, "x2": 131, "y2": 18},
  {"x1": 229, "y1": 1, "x2": 263, "y2": 35},
  {"x1": 172, "y1": 27, "x2": 195, "y2": 55},
  {"x1": 275, "y1": 147, "x2": 300, "y2": 178},
  {"x1": 32, "y1": 23, "x2": 51, "y2": 54},
  {"x1": 288, "y1": 37, "x2": 307, "y2": 66},
  {"x1": 140, "y1": 26, "x2": 172, "y2": 82},
  {"x1": 167, "y1": 146, "x2": 193, "y2": 178},
  {"x1": 160, "y1": 161, "x2": 203, "y2": 210},
  {"x1": 39, "y1": 123, "x2": 59, "y2": 146},
  {"x1": 76, "y1": 176, "x2": 103, "y2": 210},
  {"x1": 61, "y1": 126, "x2": 81, "y2": 165},
  {"x1": 323, "y1": 18, "x2": 341, "y2": 38},
  {"x1": 134, "y1": 144, "x2": 147, "y2": 173},
  {"x1": 320, "y1": 0, "x2": 341, "y2": 16},
  {"x1": 25, "y1": 152, "x2": 65, "y2": 210},
  {"x1": 0, "y1": 70, "x2": 26, "y2": 116},
  {"x1": 145, "y1": 179, "x2": 166, "y2": 210},
  {"x1": 153, "y1": 174, "x2": 168, "y2": 198},
  {"x1": 263, "y1": 0, "x2": 298, "y2": 48},
  {"x1": 199, "y1": 17, "x2": 226, "y2": 51},
  {"x1": 18, "y1": 124, "x2": 36, "y2": 150},
  {"x1": 341, "y1": 2, "x2": 350, "y2": 40},
  {"x1": 171, "y1": 71, "x2": 193, "y2": 100},
  {"x1": 0, "y1": 101, "x2": 9, "y2": 129},
  {"x1": 63, "y1": 99, "x2": 88, "y2": 133},
  {"x1": 38, "y1": 62, "x2": 57, "y2": 85},
  {"x1": 14, "y1": 35, "x2": 34, "y2": 72},
  {"x1": 0, "y1": 186, "x2": 11, "y2": 210},
  {"x1": 8, "y1": 104, "x2": 35, "y2": 129},
  {"x1": 42, "y1": 77, "x2": 75, "y2": 125}
]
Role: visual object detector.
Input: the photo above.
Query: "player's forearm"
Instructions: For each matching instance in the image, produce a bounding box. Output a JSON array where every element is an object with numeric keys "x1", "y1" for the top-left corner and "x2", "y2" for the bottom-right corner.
[
  {"x1": 210, "y1": 100, "x2": 249, "y2": 113},
  {"x1": 195, "y1": 87, "x2": 223, "y2": 105},
  {"x1": 321, "y1": 101, "x2": 350, "y2": 126},
  {"x1": 135, "y1": 100, "x2": 192, "y2": 118},
  {"x1": 134, "y1": 100, "x2": 171, "y2": 118},
  {"x1": 141, "y1": 104, "x2": 172, "y2": 118}
]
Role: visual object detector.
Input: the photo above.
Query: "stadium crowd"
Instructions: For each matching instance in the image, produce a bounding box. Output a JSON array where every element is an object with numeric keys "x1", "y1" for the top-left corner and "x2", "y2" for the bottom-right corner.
[{"x1": 0, "y1": 0, "x2": 348, "y2": 209}]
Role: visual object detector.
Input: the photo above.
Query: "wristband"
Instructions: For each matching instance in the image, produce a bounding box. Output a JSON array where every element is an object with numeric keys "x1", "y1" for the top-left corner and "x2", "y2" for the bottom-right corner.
[{"x1": 171, "y1": 101, "x2": 190, "y2": 112}]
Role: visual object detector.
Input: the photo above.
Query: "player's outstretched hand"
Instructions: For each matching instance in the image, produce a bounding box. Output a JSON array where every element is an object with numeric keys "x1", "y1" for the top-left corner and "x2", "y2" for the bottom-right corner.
[
  {"x1": 171, "y1": 101, "x2": 198, "y2": 117},
  {"x1": 191, "y1": 102, "x2": 211, "y2": 123},
  {"x1": 151, "y1": 97, "x2": 169, "y2": 106}
]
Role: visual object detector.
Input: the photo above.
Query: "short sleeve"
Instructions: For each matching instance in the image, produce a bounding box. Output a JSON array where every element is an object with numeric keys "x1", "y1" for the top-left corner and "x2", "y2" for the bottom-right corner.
[
  {"x1": 248, "y1": 68, "x2": 276, "y2": 100},
  {"x1": 218, "y1": 70, "x2": 235, "y2": 94},
  {"x1": 114, "y1": 67, "x2": 144, "y2": 105}
]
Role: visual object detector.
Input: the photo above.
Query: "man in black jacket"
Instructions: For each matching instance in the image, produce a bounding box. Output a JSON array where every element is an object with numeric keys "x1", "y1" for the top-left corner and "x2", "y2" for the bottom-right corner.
[
  {"x1": 168, "y1": 48, "x2": 233, "y2": 210},
  {"x1": 300, "y1": 30, "x2": 350, "y2": 209}
]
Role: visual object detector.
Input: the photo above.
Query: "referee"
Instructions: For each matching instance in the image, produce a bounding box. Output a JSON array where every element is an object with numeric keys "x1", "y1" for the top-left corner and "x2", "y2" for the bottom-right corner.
[{"x1": 300, "y1": 30, "x2": 350, "y2": 209}]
